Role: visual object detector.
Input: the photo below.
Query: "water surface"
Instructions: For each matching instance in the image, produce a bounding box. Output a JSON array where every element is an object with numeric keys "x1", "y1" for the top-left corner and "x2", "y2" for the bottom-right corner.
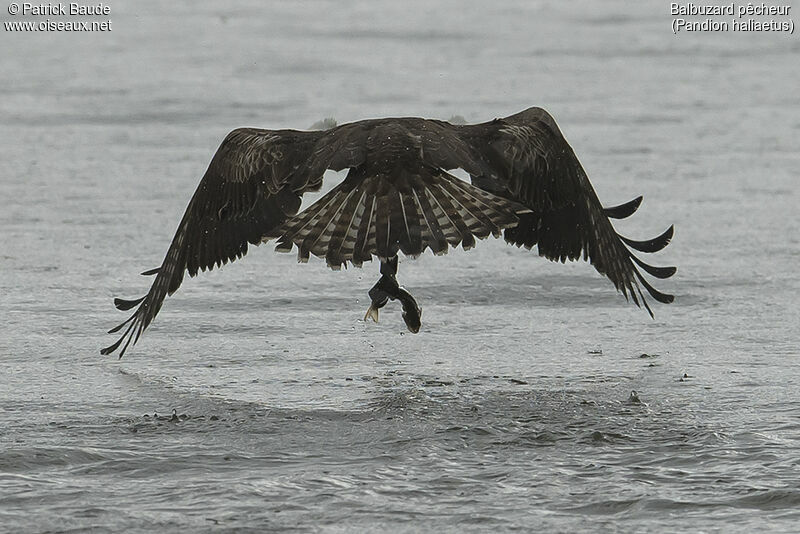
[{"x1": 1, "y1": 1, "x2": 799, "y2": 532}]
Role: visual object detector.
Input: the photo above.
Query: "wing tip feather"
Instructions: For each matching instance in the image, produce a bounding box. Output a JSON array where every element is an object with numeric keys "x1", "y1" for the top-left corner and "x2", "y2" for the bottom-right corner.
[
  {"x1": 114, "y1": 296, "x2": 146, "y2": 311},
  {"x1": 604, "y1": 196, "x2": 643, "y2": 219},
  {"x1": 620, "y1": 225, "x2": 674, "y2": 254}
]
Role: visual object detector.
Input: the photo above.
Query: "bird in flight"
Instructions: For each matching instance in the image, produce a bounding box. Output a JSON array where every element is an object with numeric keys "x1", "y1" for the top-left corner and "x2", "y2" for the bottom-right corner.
[{"x1": 101, "y1": 107, "x2": 675, "y2": 357}]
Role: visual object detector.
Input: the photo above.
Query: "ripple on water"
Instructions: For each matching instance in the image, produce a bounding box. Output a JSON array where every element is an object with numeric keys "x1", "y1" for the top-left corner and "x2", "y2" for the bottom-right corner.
[
  {"x1": 0, "y1": 446, "x2": 118, "y2": 472},
  {"x1": 565, "y1": 489, "x2": 800, "y2": 517}
]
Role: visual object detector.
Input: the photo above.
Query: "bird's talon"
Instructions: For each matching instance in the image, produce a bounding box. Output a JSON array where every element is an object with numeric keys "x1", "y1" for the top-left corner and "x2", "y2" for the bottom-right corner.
[{"x1": 364, "y1": 305, "x2": 380, "y2": 323}]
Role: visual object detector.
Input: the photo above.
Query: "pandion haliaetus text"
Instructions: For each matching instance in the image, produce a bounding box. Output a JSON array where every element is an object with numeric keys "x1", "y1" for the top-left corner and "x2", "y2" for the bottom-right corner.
[{"x1": 102, "y1": 107, "x2": 675, "y2": 357}]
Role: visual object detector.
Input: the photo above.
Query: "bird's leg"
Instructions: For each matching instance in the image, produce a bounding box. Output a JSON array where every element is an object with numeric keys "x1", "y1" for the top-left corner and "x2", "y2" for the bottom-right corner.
[
  {"x1": 363, "y1": 256, "x2": 422, "y2": 333},
  {"x1": 364, "y1": 256, "x2": 398, "y2": 323}
]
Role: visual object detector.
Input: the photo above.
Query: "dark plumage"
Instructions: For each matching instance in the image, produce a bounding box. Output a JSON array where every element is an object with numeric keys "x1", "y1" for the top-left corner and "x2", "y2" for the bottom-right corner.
[{"x1": 101, "y1": 107, "x2": 675, "y2": 357}]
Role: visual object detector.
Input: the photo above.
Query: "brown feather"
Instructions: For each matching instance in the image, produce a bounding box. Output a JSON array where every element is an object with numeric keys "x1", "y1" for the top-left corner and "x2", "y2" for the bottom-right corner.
[{"x1": 103, "y1": 108, "x2": 675, "y2": 357}]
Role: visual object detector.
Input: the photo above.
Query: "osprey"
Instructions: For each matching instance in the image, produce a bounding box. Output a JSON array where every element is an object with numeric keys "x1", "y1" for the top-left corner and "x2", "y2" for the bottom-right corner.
[{"x1": 101, "y1": 107, "x2": 675, "y2": 357}]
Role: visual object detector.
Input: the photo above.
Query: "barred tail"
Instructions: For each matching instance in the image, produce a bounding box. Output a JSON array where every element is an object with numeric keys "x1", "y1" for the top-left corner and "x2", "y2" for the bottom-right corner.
[{"x1": 269, "y1": 166, "x2": 528, "y2": 269}]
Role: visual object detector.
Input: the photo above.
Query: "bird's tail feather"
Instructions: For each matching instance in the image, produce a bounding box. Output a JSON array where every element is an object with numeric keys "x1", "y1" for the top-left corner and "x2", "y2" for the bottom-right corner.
[{"x1": 269, "y1": 167, "x2": 527, "y2": 269}]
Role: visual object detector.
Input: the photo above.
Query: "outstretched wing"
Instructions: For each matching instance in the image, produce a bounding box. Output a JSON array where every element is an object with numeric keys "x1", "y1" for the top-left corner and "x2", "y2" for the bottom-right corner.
[
  {"x1": 460, "y1": 107, "x2": 675, "y2": 315},
  {"x1": 101, "y1": 126, "x2": 363, "y2": 357}
]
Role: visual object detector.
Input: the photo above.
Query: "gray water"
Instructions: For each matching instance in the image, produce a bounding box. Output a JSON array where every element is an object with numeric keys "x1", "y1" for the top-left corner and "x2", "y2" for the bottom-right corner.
[{"x1": 2, "y1": 1, "x2": 799, "y2": 532}]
